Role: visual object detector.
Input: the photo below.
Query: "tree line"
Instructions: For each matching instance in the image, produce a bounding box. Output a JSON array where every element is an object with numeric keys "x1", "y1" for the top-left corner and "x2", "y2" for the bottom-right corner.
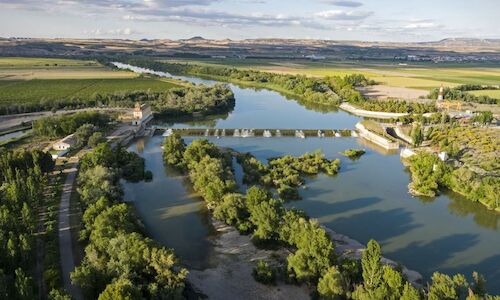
[
  {"x1": 162, "y1": 134, "x2": 498, "y2": 299},
  {"x1": 32, "y1": 111, "x2": 111, "y2": 139},
  {"x1": 428, "y1": 85, "x2": 499, "y2": 105},
  {"x1": 70, "y1": 142, "x2": 186, "y2": 299},
  {"x1": 0, "y1": 82, "x2": 235, "y2": 117},
  {"x1": 0, "y1": 149, "x2": 55, "y2": 299},
  {"x1": 124, "y1": 59, "x2": 438, "y2": 114}
]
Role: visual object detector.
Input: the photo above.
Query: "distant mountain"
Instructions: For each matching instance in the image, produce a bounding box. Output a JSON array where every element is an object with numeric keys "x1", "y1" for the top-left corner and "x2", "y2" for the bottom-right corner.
[
  {"x1": 420, "y1": 38, "x2": 500, "y2": 47},
  {"x1": 182, "y1": 36, "x2": 206, "y2": 42}
]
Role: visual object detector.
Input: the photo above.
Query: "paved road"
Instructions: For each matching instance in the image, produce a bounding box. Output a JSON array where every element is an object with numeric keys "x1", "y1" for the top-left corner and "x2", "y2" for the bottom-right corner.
[{"x1": 58, "y1": 164, "x2": 83, "y2": 300}]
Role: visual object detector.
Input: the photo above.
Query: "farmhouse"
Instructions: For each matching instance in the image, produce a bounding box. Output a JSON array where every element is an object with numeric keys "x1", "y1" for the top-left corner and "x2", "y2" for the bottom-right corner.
[
  {"x1": 132, "y1": 102, "x2": 153, "y2": 126},
  {"x1": 52, "y1": 133, "x2": 76, "y2": 151}
]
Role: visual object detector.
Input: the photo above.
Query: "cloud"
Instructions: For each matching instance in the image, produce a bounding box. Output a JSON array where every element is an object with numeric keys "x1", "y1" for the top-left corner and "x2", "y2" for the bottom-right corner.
[
  {"x1": 84, "y1": 27, "x2": 134, "y2": 36},
  {"x1": 315, "y1": 9, "x2": 372, "y2": 20},
  {"x1": 323, "y1": 0, "x2": 363, "y2": 7},
  {"x1": 404, "y1": 22, "x2": 440, "y2": 29}
]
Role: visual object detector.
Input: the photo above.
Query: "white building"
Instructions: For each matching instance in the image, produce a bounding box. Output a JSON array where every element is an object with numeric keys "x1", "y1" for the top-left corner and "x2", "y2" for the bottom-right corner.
[
  {"x1": 52, "y1": 134, "x2": 76, "y2": 151},
  {"x1": 132, "y1": 103, "x2": 153, "y2": 126}
]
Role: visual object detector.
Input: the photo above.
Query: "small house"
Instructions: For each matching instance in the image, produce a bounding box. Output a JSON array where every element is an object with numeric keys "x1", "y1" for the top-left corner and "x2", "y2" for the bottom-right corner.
[{"x1": 52, "y1": 134, "x2": 76, "y2": 151}]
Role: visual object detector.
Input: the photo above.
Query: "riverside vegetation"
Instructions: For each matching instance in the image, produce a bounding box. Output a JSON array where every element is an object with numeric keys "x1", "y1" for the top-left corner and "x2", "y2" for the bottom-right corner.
[
  {"x1": 121, "y1": 59, "x2": 437, "y2": 114},
  {"x1": 0, "y1": 78, "x2": 234, "y2": 116},
  {"x1": 406, "y1": 125, "x2": 499, "y2": 210},
  {"x1": 162, "y1": 133, "x2": 498, "y2": 299},
  {"x1": 71, "y1": 142, "x2": 187, "y2": 299},
  {"x1": 0, "y1": 149, "x2": 57, "y2": 298},
  {"x1": 428, "y1": 84, "x2": 500, "y2": 105}
]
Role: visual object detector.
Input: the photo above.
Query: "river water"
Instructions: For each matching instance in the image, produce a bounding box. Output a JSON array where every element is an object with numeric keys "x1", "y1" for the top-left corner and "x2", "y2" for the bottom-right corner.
[{"x1": 117, "y1": 63, "x2": 500, "y2": 292}]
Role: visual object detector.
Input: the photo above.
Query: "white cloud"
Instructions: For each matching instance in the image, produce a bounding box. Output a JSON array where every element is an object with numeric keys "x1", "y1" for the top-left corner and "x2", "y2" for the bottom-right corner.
[
  {"x1": 84, "y1": 27, "x2": 134, "y2": 36},
  {"x1": 322, "y1": 0, "x2": 363, "y2": 8},
  {"x1": 404, "y1": 22, "x2": 439, "y2": 29},
  {"x1": 315, "y1": 9, "x2": 372, "y2": 20}
]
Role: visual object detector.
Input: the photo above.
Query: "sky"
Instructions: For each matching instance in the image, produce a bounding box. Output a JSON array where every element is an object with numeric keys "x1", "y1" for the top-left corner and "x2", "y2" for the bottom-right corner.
[{"x1": 0, "y1": 0, "x2": 499, "y2": 42}]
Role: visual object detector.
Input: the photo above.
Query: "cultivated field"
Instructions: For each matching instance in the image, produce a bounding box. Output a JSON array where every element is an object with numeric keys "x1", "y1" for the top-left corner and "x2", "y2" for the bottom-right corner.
[
  {"x1": 0, "y1": 57, "x2": 182, "y2": 105},
  {"x1": 0, "y1": 57, "x2": 137, "y2": 80},
  {"x1": 166, "y1": 58, "x2": 500, "y2": 97},
  {"x1": 469, "y1": 89, "x2": 500, "y2": 98}
]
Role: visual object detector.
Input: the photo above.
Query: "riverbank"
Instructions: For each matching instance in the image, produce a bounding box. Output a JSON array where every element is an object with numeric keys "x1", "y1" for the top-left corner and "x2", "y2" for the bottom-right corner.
[
  {"x1": 188, "y1": 215, "x2": 423, "y2": 299},
  {"x1": 340, "y1": 102, "x2": 409, "y2": 119},
  {"x1": 188, "y1": 219, "x2": 311, "y2": 300}
]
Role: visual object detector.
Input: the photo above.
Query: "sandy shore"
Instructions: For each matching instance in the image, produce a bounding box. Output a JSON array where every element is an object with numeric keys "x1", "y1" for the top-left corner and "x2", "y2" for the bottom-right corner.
[
  {"x1": 188, "y1": 217, "x2": 423, "y2": 299},
  {"x1": 187, "y1": 219, "x2": 312, "y2": 300}
]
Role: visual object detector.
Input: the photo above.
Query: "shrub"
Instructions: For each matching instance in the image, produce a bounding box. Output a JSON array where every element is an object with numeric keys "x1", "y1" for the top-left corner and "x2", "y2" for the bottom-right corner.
[{"x1": 252, "y1": 260, "x2": 276, "y2": 285}]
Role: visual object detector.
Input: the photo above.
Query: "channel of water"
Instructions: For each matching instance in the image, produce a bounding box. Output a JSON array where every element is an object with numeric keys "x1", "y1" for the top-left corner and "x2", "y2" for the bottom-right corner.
[{"x1": 116, "y1": 63, "x2": 500, "y2": 293}]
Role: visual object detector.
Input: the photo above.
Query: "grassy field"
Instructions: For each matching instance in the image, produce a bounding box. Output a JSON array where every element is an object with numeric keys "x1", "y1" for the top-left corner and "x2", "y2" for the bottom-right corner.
[
  {"x1": 469, "y1": 89, "x2": 500, "y2": 98},
  {"x1": 165, "y1": 58, "x2": 500, "y2": 91},
  {"x1": 0, "y1": 78, "x2": 180, "y2": 104},
  {"x1": 0, "y1": 57, "x2": 137, "y2": 80},
  {"x1": 0, "y1": 57, "x2": 182, "y2": 105}
]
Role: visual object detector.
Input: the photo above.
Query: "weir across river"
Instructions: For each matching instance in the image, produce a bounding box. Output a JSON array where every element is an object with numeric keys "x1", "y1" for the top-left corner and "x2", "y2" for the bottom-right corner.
[{"x1": 150, "y1": 127, "x2": 359, "y2": 138}]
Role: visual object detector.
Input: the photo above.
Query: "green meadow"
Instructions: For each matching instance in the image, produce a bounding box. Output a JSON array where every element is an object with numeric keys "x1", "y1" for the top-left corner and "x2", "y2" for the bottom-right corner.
[{"x1": 0, "y1": 57, "x2": 181, "y2": 106}]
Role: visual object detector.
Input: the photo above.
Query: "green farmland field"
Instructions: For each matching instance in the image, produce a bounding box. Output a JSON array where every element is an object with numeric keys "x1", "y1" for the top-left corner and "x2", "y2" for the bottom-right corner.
[
  {"x1": 0, "y1": 78, "x2": 181, "y2": 105},
  {"x1": 165, "y1": 58, "x2": 500, "y2": 90},
  {"x1": 469, "y1": 89, "x2": 500, "y2": 98},
  {"x1": 0, "y1": 57, "x2": 183, "y2": 107}
]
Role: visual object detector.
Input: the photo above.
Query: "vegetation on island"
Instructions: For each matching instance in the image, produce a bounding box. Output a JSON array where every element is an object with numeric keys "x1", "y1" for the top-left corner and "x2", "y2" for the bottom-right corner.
[
  {"x1": 236, "y1": 150, "x2": 340, "y2": 199},
  {"x1": 71, "y1": 142, "x2": 187, "y2": 299},
  {"x1": 340, "y1": 149, "x2": 366, "y2": 159},
  {"x1": 428, "y1": 84, "x2": 500, "y2": 105},
  {"x1": 162, "y1": 134, "x2": 498, "y2": 299},
  {"x1": 0, "y1": 149, "x2": 58, "y2": 298}
]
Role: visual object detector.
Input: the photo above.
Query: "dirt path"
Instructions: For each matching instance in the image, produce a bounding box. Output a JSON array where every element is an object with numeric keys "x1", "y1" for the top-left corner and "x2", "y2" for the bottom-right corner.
[{"x1": 58, "y1": 163, "x2": 83, "y2": 300}]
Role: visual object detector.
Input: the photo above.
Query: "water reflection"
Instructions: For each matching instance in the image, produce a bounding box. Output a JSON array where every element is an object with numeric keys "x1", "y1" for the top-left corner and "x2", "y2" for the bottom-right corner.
[{"x1": 122, "y1": 137, "x2": 215, "y2": 270}]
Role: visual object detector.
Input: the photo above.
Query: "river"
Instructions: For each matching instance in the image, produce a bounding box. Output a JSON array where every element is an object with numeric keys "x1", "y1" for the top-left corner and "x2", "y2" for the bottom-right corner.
[{"x1": 116, "y1": 62, "x2": 500, "y2": 293}]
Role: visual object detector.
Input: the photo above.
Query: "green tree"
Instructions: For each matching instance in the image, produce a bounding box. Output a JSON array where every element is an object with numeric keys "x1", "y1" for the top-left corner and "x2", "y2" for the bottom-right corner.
[
  {"x1": 252, "y1": 260, "x2": 275, "y2": 285},
  {"x1": 472, "y1": 111, "x2": 493, "y2": 125},
  {"x1": 15, "y1": 268, "x2": 34, "y2": 300},
  {"x1": 162, "y1": 133, "x2": 186, "y2": 169},
  {"x1": 286, "y1": 219, "x2": 334, "y2": 281},
  {"x1": 88, "y1": 132, "x2": 105, "y2": 148},
  {"x1": 411, "y1": 124, "x2": 424, "y2": 147},
  {"x1": 48, "y1": 289, "x2": 71, "y2": 300},
  {"x1": 213, "y1": 193, "x2": 250, "y2": 231},
  {"x1": 428, "y1": 272, "x2": 469, "y2": 300},
  {"x1": 98, "y1": 278, "x2": 142, "y2": 300},
  {"x1": 249, "y1": 198, "x2": 282, "y2": 240},
  {"x1": 245, "y1": 186, "x2": 271, "y2": 212},
  {"x1": 401, "y1": 282, "x2": 421, "y2": 300},
  {"x1": 361, "y1": 240, "x2": 383, "y2": 290},
  {"x1": 317, "y1": 266, "x2": 345, "y2": 299}
]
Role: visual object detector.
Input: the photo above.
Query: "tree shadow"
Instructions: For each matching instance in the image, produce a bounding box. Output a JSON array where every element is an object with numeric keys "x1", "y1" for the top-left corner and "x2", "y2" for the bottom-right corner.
[
  {"x1": 323, "y1": 207, "x2": 419, "y2": 244},
  {"x1": 289, "y1": 196, "x2": 383, "y2": 219},
  {"x1": 386, "y1": 233, "x2": 480, "y2": 280}
]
